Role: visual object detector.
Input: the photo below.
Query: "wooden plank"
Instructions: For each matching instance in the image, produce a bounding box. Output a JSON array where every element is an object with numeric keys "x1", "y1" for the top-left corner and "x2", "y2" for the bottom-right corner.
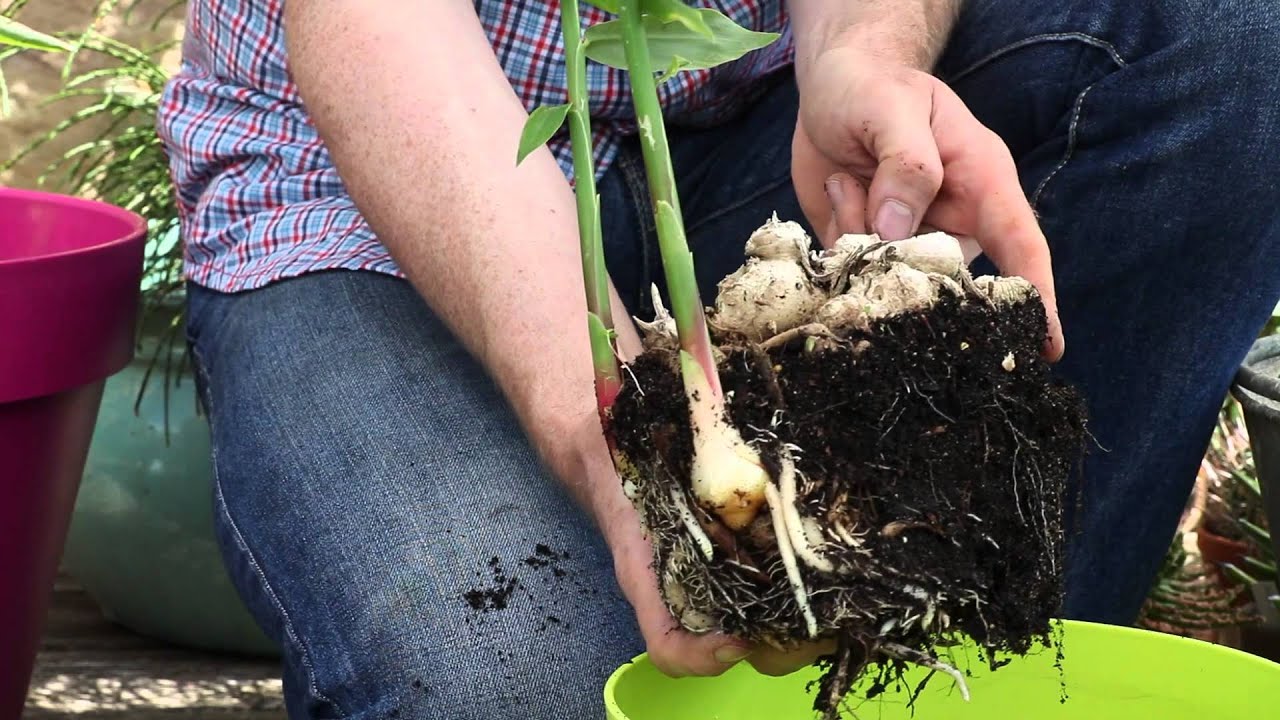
[{"x1": 26, "y1": 576, "x2": 286, "y2": 719}]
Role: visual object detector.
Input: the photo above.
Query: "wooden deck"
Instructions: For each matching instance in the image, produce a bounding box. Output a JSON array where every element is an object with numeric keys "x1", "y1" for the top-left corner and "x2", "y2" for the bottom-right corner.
[{"x1": 25, "y1": 576, "x2": 285, "y2": 719}]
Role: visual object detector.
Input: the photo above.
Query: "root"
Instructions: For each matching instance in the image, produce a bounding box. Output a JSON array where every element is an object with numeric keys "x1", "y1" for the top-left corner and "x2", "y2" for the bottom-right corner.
[
  {"x1": 670, "y1": 486, "x2": 715, "y2": 561},
  {"x1": 879, "y1": 643, "x2": 971, "y2": 702},
  {"x1": 760, "y1": 322, "x2": 840, "y2": 351},
  {"x1": 745, "y1": 343, "x2": 786, "y2": 408},
  {"x1": 764, "y1": 481, "x2": 818, "y2": 638},
  {"x1": 821, "y1": 643, "x2": 856, "y2": 720},
  {"x1": 778, "y1": 447, "x2": 835, "y2": 572},
  {"x1": 959, "y1": 270, "x2": 996, "y2": 308}
]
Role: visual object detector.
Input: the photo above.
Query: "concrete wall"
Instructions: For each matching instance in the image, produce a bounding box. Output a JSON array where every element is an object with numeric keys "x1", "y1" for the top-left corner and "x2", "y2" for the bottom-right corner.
[{"x1": 0, "y1": 0, "x2": 184, "y2": 188}]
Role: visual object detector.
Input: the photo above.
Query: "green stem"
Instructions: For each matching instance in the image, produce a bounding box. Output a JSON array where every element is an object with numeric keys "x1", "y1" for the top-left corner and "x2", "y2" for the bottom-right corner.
[
  {"x1": 617, "y1": 0, "x2": 721, "y2": 396},
  {"x1": 563, "y1": 0, "x2": 621, "y2": 407},
  {"x1": 564, "y1": 0, "x2": 610, "y2": 330}
]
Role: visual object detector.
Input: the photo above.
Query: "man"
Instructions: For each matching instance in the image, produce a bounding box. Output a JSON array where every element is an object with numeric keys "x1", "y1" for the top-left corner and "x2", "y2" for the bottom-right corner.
[{"x1": 157, "y1": 1, "x2": 1280, "y2": 718}]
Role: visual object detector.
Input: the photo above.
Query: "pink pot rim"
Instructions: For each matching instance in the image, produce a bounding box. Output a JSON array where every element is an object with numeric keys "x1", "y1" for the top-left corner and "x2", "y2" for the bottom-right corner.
[
  {"x1": 0, "y1": 187, "x2": 148, "y2": 403},
  {"x1": 0, "y1": 186, "x2": 147, "y2": 267}
]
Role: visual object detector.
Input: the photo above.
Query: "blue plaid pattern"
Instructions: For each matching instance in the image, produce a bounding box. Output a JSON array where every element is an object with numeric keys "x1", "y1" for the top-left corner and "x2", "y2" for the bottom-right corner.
[{"x1": 157, "y1": 1, "x2": 794, "y2": 291}]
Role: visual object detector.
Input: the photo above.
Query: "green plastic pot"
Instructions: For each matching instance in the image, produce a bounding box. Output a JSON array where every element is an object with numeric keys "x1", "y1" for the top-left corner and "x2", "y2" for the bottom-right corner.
[
  {"x1": 60, "y1": 319, "x2": 278, "y2": 657},
  {"x1": 605, "y1": 620, "x2": 1280, "y2": 719}
]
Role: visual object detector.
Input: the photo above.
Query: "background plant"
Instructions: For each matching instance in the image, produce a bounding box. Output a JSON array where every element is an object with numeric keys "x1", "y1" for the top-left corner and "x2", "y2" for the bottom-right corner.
[
  {"x1": 1, "y1": 1, "x2": 72, "y2": 114},
  {"x1": 1137, "y1": 531, "x2": 1258, "y2": 634},
  {"x1": 1142, "y1": 306, "x2": 1280, "y2": 636}
]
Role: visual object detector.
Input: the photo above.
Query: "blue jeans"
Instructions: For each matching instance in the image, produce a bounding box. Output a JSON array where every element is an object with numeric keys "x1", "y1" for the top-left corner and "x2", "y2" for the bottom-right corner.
[{"x1": 186, "y1": 2, "x2": 1280, "y2": 718}]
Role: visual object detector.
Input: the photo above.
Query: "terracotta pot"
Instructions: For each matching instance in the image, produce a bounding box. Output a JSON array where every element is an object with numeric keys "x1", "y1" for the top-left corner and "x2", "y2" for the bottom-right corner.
[{"x1": 1197, "y1": 527, "x2": 1252, "y2": 594}]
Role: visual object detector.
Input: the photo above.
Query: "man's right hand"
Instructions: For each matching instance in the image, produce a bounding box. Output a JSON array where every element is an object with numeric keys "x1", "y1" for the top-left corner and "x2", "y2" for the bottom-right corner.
[{"x1": 574, "y1": 419, "x2": 835, "y2": 678}]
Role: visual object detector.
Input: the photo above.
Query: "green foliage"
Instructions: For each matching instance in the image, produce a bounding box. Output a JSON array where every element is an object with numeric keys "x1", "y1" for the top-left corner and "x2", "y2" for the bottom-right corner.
[
  {"x1": 1265, "y1": 300, "x2": 1280, "y2": 338},
  {"x1": 1138, "y1": 534, "x2": 1257, "y2": 632},
  {"x1": 516, "y1": 102, "x2": 570, "y2": 165},
  {"x1": 584, "y1": 7, "x2": 778, "y2": 77},
  {"x1": 1206, "y1": 405, "x2": 1279, "y2": 615},
  {"x1": 518, "y1": 0, "x2": 780, "y2": 406},
  {"x1": 584, "y1": 0, "x2": 711, "y2": 37},
  {"x1": 0, "y1": 15, "x2": 70, "y2": 52},
  {"x1": 0, "y1": 2, "x2": 65, "y2": 115}
]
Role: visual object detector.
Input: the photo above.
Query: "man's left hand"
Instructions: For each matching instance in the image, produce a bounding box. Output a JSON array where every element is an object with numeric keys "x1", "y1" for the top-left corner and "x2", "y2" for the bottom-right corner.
[{"x1": 791, "y1": 44, "x2": 1063, "y2": 360}]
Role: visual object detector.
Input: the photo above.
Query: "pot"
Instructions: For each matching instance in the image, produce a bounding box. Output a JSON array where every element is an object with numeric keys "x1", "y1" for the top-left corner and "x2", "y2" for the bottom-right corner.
[
  {"x1": 1197, "y1": 526, "x2": 1253, "y2": 594},
  {"x1": 60, "y1": 310, "x2": 277, "y2": 657},
  {"x1": 605, "y1": 620, "x2": 1280, "y2": 719},
  {"x1": 1231, "y1": 334, "x2": 1280, "y2": 565},
  {"x1": 0, "y1": 187, "x2": 144, "y2": 719}
]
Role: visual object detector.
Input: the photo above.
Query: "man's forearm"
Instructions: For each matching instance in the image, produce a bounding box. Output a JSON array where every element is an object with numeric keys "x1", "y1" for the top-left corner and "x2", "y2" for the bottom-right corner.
[
  {"x1": 284, "y1": 0, "x2": 636, "y2": 519},
  {"x1": 789, "y1": 1, "x2": 962, "y2": 79}
]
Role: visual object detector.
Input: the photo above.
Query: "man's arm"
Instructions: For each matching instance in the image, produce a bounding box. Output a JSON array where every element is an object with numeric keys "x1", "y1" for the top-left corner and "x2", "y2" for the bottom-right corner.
[
  {"x1": 284, "y1": 0, "x2": 635, "y2": 514},
  {"x1": 784, "y1": 0, "x2": 1062, "y2": 359},
  {"x1": 284, "y1": 0, "x2": 746, "y2": 677},
  {"x1": 788, "y1": 0, "x2": 961, "y2": 78}
]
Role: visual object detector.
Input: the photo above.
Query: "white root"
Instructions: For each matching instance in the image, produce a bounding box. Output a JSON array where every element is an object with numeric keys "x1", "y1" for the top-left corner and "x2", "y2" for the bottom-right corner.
[
  {"x1": 832, "y1": 518, "x2": 864, "y2": 548},
  {"x1": 879, "y1": 643, "x2": 971, "y2": 702},
  {"x1": 765, "y1": 481, "x2": 819, "y2": 638},
  {"x1": 778, "y1": 449, "x2": 835, "y2": 572},
  {"x1": 635, "y1": 284, "x2": 678, "y2": 350},
  {"x1": 711, "y1": 257, "x2": 826, "y2": 341},
  {"x1": 670, "y1": 486, "x2": 715, "y2": 561},
  {"x1": 972, "y1": 274, "x2": 1036, "y2": 306},
  {"x1": 816, "y1": 294, "x2": 870, "y2": 333},
  {"x1": 745, "y1": 213, "x2": 810, "y2": 261},
  {"x1": 865, "y1": 232, "x2": 966, "y2": 278},
  {"x1": 663, "y1": 562, "x2": 716, "y2": 633},
  {"x1": 862, "y1": 263, "x2": 937, "y2": 318}
]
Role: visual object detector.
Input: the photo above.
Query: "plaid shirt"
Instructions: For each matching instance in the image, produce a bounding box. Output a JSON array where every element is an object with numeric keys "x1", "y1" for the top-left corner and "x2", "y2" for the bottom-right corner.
[{"x1": 157, "y1": 1, "x2": 794, "y2": 292}]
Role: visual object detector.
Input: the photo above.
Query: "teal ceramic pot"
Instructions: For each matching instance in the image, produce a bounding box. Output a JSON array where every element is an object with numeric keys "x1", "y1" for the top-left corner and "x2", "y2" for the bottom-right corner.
[{"x1": 61, "y1": 319, "x2": 278, "y2": 657}]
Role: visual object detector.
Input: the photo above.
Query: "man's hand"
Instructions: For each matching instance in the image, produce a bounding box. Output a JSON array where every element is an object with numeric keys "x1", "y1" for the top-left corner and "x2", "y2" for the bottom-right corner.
[
  {"x1": 603, "y1": 475, "x2": 836, "y2": 677},
  {"x1": 788, "y1": 3, "x2": 1064, "y2": 360}
]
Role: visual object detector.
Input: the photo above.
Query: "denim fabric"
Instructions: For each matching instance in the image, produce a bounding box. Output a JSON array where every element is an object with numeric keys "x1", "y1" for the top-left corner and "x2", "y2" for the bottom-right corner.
[{"x1": 186, "y1": 1, "x2": 1280, "y2": 718}]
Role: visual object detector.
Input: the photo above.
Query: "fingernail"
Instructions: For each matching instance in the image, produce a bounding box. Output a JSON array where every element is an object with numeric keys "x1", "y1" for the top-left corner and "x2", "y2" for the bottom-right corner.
[
  {"x1": 874, "y1": 199, "x2": 914, "y2": 241},
  {"x1": 715, "y1": 645, "x2": 752, "y2": 664},
  {"x1": 825, "y1": 176, "x2": 846, "y2": 207}
]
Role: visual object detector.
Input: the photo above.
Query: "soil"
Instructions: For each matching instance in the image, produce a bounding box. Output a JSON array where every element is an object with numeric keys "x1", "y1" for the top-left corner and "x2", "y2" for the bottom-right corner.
[
  {"x1": 610, "y1": 283, "x2": 1089, "y2": 717},
  {"x1": 462, "y1": 544, "x2": 581, "y2": 640}
]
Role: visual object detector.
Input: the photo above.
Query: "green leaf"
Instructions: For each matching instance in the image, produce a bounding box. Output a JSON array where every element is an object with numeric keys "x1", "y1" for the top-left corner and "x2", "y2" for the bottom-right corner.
[
  {"x1": 642, "y1": 0, "x2": 712, "y2": 38},
  {"x1": 1222, "y1": 562, "x2": 1260, "y2": 588},
  {"x1": 584, "y1": 8, "x2": 779, "y2": 73},
  {"x1": 516, "y1": 103, "x2": 570, "y2": 165},
  {"x1": 1239, "y1": 518, "x2": 1273, "y2": 552},
  {"x1": 655, "y1": 55, "x2": 689, "y2": 85},
  {"x1": 0, "y1": 16, "x2": 71, "y2": 52},
  {"x1": 1242, "y1": 555, "x2": 1278, "y2": 582},
  {"x1": 582, "y1": 0, "x2": 713, "y2": 37}
]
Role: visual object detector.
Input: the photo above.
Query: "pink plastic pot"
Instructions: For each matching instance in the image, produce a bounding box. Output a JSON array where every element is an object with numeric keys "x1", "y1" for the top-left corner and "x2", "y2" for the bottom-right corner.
[{"x1": 0, "y1": 187, "x2": 144, "y2": 718}]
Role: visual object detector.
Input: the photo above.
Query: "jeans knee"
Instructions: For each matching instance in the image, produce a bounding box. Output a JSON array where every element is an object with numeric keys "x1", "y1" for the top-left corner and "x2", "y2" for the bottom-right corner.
[{"x1": 1184, "y1": 0, "x2": 1280, "y2": 101}]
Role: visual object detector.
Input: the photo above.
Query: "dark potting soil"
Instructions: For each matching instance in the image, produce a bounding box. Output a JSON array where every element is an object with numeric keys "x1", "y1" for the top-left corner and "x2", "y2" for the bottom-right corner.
[
  {"x1": 463, "y1": 544, "x2": 580, "y2": 643},
  {"x1": 610, "y1": 291, "x2": 1088, "y2": 717}
]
